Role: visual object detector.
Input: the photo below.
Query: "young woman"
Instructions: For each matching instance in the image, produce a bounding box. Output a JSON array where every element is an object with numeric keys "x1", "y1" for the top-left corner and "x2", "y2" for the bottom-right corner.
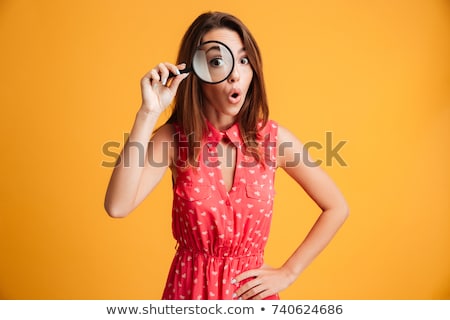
[{"x1": 104, "y1": 11, "x2": 349, "y2": 300}]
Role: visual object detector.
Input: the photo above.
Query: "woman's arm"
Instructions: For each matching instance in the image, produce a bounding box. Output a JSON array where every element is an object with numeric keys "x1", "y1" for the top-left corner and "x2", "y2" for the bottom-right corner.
[
  {"x1": 104, "y1": 118, "x2": 174, "y2": 218},
  {"x1": 276, "y1": 124, "x2": 349, "y2": 280},
  {"x1": 234, "y1": 124, "x2": 349, "y2": 299},
  {"x1": 104, "y1": 64, "x2": 188, "y2": 218}
]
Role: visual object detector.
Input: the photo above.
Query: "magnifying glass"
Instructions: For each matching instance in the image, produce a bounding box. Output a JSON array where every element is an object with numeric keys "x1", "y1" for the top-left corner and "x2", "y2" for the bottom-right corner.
[{"x1": 169, "y1": 40, "x2": 235, "y2": 84}]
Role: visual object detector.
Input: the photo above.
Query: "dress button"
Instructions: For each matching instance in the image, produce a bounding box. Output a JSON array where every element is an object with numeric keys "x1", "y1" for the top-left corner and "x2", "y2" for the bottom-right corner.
[{"x1": 225, "y1": 200, "x2": 231, "y2": 206}]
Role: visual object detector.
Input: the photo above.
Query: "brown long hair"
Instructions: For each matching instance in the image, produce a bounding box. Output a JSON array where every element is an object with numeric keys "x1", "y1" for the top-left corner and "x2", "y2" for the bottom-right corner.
[{"x1": 167, "y1": 11, "x2": 269, "y2": 165}]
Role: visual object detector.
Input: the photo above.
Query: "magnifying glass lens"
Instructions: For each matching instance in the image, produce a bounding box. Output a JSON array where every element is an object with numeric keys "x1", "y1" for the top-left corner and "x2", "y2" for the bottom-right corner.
[{"x1": 192, "y1": 41, "x2": 234, "y2": 84}]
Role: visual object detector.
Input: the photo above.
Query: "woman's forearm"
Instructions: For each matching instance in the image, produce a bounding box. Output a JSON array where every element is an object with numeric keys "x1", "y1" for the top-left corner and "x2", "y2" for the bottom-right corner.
[{"x1": 281, "y1": 206, "x2": 349, "y2": 283}]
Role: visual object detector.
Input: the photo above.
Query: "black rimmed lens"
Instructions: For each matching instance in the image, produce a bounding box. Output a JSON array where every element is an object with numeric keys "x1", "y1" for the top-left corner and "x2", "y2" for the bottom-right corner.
[{"x1": 170, "y1": 40, "x2": 235, "y2": 84}]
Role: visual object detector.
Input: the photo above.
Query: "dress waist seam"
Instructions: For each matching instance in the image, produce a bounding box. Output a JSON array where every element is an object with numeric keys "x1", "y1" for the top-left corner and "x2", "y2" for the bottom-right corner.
[{"x1": 176, "y1": 245, "x2": 263, "y2": 259}]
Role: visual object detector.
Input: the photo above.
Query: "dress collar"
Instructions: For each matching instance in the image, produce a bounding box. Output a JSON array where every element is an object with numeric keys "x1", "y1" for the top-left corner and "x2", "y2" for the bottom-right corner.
[{"x1": 205, "y1": 119, "x2": 242, "y2": 144}]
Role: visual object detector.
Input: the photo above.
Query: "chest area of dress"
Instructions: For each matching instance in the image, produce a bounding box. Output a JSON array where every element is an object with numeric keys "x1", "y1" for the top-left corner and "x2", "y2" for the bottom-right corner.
[{"x1": 173, "y1": 162, "x2": 276, "y2": 222}]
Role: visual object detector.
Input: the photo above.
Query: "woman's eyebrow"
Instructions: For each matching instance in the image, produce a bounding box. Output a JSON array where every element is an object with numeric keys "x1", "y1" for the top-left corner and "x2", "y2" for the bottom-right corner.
[
  {"x1": 237, "y1": 47, "x2": 246, "y2": 54},
  {"x1": 205, "y1": 46, "x2": 221, "y2": 54}
]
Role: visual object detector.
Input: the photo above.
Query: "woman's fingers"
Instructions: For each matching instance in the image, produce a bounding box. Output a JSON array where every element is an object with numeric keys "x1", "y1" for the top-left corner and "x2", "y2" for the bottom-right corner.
[
  {"x1": 236, "y1": 278, "x2": 263, "y2": 299},
  {"x1": 152, "y1": 62, "x2": 185, "y2": 86},
  {"x1": 167, "y1": 63, "x2": 189, "y2": 92},
  {"x1": 232, "y1": 265, "x2": 288, "y2": 300},
  {"x1": 140, "y1": 62, "x2": 189, "y2": 113},
  {"x1": 158, "y1": 63, "x2": 170, "y2": 86}
]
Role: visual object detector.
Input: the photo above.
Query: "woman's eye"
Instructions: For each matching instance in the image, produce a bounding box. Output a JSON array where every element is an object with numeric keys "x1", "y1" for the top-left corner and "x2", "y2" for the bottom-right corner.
[
  {"x1": 209, "y1": 57, "x2": 224, "y2": 67},
  {"x1": 240, "y1": 57, "x2": 250, "y2": 65}
]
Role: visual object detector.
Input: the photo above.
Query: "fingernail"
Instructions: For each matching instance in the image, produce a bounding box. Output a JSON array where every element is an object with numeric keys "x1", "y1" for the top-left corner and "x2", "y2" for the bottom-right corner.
[{"x1": 162, "y1": 79, "x2": 167, "y2": 86}]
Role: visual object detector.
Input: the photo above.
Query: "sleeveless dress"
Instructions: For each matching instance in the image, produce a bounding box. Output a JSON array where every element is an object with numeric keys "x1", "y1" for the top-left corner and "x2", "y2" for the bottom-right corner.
[{"x1": 162, "y1": 119, "x2": 279, "y2": 300}]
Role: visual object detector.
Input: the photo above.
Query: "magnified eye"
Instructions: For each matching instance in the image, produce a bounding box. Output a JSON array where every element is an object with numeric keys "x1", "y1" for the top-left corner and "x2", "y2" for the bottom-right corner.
[
  {"x1": 193, "y1": 41, "x2": 236, "y2": 84},
  {"x1": 209, "y1": 57, "x2": 225, "y2": 67},
  {"x1": 240, "y1": 57, "x2": 250, "y2": 65}
]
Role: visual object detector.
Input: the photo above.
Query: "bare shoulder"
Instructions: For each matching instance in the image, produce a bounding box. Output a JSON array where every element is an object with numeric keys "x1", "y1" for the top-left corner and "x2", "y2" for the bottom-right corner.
[
  {"x1": 274, "y1": 123, "x2": 306, "y2": 168},
  {"x1": 276, "y1": 123, "x2": 302, "y2": 144},
  {"x1": 146, "y1": 123, "x2": 176, "y2": 167},
  {"x1": 275, "y1": 123, "x2": 305, "y2": 151}
]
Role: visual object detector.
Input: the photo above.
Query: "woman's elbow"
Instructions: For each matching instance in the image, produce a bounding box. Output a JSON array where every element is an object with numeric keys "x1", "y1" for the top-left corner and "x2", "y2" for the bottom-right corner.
[
  {"x1": 339, "y1": 201, "x2": 350, "y2": 222},
  {"x1": 104, "y1": 201, "x2": 131, "y2": 219}
]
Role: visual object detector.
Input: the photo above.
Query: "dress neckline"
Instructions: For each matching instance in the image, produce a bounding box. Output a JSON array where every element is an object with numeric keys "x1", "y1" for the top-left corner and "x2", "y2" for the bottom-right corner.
[{"x1": 205, "y1": 119, "x2": 242, "y2": 145}]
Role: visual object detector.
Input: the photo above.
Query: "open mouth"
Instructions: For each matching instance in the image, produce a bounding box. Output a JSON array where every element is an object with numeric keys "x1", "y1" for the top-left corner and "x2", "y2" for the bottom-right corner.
[{"x1": 228, "y1": 89, "x2": 242, "y2": 104}]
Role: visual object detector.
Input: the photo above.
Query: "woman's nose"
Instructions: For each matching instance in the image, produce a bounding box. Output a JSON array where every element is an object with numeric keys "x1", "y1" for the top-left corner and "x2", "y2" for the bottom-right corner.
[{"x1": 227, "y1": 65, "x2": 240, "y2": 83}]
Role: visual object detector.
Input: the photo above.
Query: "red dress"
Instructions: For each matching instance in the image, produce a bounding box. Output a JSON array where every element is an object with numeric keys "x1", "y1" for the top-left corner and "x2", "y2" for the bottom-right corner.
[{"x1": 162, "y1": 120, "x2": 279, "y2": 300}]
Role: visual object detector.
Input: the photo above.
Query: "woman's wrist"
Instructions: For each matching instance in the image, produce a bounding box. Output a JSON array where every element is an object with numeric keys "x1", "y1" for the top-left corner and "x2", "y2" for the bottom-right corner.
[
  {"x1": 280, "y1": 263, "x2": 301, "y2": 285},
  {"x1": 137, "y1": 104, "x2": 161, "y2": 120},
  {"x1": 126, "y1": 106, "x2": 161, "y2": 142}
]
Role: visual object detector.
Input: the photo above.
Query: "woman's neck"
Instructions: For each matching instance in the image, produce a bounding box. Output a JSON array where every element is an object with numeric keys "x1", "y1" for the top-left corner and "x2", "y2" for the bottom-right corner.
[{"x1": 204, "y1": 111, "x2": 237, "y2": 131}]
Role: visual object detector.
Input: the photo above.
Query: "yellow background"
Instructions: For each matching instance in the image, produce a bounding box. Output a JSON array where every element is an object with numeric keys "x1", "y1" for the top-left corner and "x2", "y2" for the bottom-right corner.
[{"x1": 0, "y1": 0, "x2": 449, "y2": 299}]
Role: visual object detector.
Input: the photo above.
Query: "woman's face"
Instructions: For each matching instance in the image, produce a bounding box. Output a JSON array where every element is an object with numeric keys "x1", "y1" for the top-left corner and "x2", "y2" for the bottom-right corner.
[{"x1": 199, "y1": 28, "x2": 253, "y2": 125}]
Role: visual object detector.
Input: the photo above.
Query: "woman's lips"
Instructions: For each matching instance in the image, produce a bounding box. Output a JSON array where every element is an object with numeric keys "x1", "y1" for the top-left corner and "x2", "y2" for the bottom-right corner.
[{"x1": 228, "y1": 88, "x2": 242, "y2": 104}]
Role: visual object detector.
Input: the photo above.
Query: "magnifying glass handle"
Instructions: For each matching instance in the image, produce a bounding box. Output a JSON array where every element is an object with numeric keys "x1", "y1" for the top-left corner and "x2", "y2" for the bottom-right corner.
[{"x1": 168, "y1": 67, "x2": 192, "y2": 79}]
